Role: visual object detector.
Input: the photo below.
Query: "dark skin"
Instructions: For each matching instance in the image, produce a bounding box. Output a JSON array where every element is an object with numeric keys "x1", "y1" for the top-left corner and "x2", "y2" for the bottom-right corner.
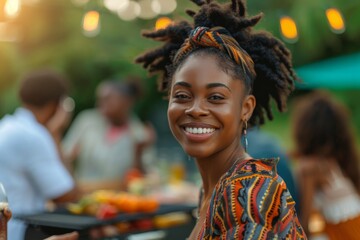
[
  {"x1": 2, "y1": 207, "x2": 11, "y2": 221},
  {"x1": 70, "y1": 83, "x2": 155, "y2": 193},
  {"x1": 96, "y1": 84, "x2": 133, "y2": 127},
  {"x1": 96, "y1": 82, "x2": 157, "y2": 171},
  {"x1": 24, "y1": 102, "x2": 58, "y2": 126},
  {"x1": 62, "y1": 84, "x2": 130, "y2": 192},
  {"x1": 167, "y1": 53, "x2": 255, "y2": 239}
]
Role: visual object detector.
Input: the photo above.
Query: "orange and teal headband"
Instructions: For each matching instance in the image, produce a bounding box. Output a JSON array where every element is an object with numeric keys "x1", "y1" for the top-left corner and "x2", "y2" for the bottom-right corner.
[{"x1": 174, "y1": 26, "x2": 255, "y2": 79}]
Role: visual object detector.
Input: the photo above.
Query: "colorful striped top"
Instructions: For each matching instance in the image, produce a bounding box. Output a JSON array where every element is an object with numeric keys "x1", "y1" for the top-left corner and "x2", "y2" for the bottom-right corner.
[{"x1": 197, "y1": 158, "x2": 307, "y2": 239}]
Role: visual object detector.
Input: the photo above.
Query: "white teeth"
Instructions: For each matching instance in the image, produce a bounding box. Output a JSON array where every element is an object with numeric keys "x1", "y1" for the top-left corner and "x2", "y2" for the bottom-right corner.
[{"x1": 185, "y1": 127, "x2": 215, "y2": 134}]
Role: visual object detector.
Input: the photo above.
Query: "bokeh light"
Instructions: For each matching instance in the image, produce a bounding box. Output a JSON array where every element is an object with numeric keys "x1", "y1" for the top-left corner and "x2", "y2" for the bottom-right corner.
[
  {"x1": 5, "y1": 0, "x2": 21, "y2": 18},
  {"x1": 82, "y1": 10, "x2": 100, "y2": 37},
  {"x1": 326, "y1": 8, "x2": 345, "y2": 34},
  {"x1": 154, "y1": 0, "x2": 177, "y2": 15},
  {"x1": 104, "y1": 0, "x2": 129, "y2": 13},
  {"x1": 117, "y1": 1, "x2": 140, "y2": 21},
  {"x1": 138, "y1": 0, "x2": 158, "y2": 19},
  {"x1": 155, "y1": 16, "x2": 172, "y2": 30},
  {"x1": 280, "y1": 16, "x2": 298, "y2": 43}
]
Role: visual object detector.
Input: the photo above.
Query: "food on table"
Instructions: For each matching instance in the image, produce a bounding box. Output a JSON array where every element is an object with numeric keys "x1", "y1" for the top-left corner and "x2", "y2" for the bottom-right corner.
[{"x1": 67, "y1": 190, "x2": 159, "y2": 219}]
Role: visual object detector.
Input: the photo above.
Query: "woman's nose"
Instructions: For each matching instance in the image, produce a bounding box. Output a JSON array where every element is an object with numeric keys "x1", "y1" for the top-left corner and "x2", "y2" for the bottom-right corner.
[{"x1": 185, "y1": 99, "x2": 208, "y2": 117}]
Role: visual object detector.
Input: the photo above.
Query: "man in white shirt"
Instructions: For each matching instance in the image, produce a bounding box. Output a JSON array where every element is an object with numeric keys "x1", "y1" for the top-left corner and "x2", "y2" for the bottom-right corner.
[{"x1": 0, "y1": 69, "x2": 78, "y2": 240}]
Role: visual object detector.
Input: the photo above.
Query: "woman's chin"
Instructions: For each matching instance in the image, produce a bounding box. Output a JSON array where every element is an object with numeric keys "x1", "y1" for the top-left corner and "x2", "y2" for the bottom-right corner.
[{"x1": 182, "y1": 146, "x2": 211, "y2": 160}]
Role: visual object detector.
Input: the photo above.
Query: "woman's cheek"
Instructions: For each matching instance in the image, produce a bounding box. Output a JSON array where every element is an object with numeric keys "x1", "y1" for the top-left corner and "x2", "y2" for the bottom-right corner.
[{"x1": 167, "y1": 103, "x2": 179, "y2": 133}]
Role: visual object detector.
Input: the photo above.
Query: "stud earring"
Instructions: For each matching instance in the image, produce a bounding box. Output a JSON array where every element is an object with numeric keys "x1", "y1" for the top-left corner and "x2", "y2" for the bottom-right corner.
[{"x1": 242, "y1": 120, "x2": 248, "y2": 152}]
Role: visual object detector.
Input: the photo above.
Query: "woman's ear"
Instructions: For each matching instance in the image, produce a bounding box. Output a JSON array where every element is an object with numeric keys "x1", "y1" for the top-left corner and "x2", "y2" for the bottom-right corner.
[{"x1": 241, "y1": 94, "x2": 256, "y2": 121}]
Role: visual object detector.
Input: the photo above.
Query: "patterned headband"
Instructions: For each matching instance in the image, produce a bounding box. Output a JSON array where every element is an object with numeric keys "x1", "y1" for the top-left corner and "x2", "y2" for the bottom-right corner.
[{"x1": 174, "y1": 26, "x2": 255, "y2": 78}]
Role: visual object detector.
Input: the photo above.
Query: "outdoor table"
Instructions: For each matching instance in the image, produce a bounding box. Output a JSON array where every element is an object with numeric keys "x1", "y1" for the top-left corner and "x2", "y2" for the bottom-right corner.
[{"x1": 17, "y1": 203, "x2": 197, "y2": 240}]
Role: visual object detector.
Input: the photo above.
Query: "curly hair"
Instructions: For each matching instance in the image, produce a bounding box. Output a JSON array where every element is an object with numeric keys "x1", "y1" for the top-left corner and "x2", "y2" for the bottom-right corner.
[
  {"x1": 136, "y1": 0, "x2": 297, "y2": 125},
  {"x1": 292, "y1": 91, "x2": 360, "y2": 191}
]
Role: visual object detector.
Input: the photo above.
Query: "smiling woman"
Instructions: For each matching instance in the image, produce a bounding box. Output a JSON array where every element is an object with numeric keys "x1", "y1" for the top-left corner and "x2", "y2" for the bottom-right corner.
[
  {"x1": 168, "y1": 53, "x2": 254, "y2": 160},
  {"x1": 136, "y1": 0, "x2": 306, "y2": 239}
]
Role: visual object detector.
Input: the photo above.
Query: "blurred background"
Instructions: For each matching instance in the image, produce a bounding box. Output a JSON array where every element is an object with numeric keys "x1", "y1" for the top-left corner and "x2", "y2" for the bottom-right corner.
[
  {"x1": 1, "y1": 1, "x2": 360, "y2": 238},
  {"x1": 0, "y1": 0, "x2": 360, "y2": 150}
]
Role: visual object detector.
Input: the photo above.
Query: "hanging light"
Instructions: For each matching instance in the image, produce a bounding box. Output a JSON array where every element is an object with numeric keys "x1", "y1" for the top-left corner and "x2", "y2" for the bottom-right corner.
[
  {"x1": 117, "y1": 1, "x2": 140, "y2": 21},
  {"x1": 151, "y1": 0, "x2": 161, "y2": 14},
  {"x1": 82, "y1": 10, "x2": 100, "y2": 37},
  {"x1": 4, "y1": 0, "x2": 21, "y2": 18},
  {"x1": 280, "y1": 16, "x2": 298, "y2": 43},
  {"x1": 138, "y1": 0, "x2": 158, "y2": 19},
  {"x1": 325, "y1": 7, "x2": 345, "y2": 34},
  {"x1": 104, "y1": 0, "x2": 129, "y2": 13},
  {"x1": 155, "y1": 16, "x2": 172, "y2": 30},
  {"x1": 154, "y1": 0, "x2": 177, "y2": 15}
]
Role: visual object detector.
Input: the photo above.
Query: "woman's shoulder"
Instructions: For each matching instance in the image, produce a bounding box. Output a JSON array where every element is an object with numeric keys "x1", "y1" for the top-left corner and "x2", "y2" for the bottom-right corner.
[
  {"x1": 231, "y1": 158, "x2": 280, "y2": 180},
  {"x1": 218, "y1": 158, "x2": 293, "y2": 208},
  {"x1": 217, "y1": 158, "x2": 291, "y2": 202},
  {"x1": 215, "y1": 158, "x2": 297, "y2": 233}
]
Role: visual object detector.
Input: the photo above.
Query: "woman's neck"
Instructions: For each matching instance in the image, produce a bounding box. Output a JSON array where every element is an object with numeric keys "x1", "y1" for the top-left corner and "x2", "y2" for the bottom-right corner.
[{"x1": 195, "y1": 143, "x2": 249, "y2": 199}]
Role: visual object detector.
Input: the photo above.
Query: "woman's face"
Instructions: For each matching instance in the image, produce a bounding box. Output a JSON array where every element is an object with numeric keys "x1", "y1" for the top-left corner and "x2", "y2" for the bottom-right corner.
[{"x1": 167, "y1": 53, "x2": 255, "y2": 160}]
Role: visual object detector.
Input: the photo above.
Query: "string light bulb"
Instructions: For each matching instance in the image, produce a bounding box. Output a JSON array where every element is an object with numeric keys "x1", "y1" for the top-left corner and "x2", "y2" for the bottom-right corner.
[
  {"x1": 280, "y1": 16, "x2": 298, "y2": 43},
  {"x1": 153, "y1": 0, "x2": 177, "y2": 15},
  {"x1": 82, "y1": 10, "x2": 100, "y2": 37},
  {"x1": 326, "y1": 7, "x2": 345, "y2": 34},
  {"x1": 117, "y1": 1, "x2": 140, "y2": 21},
  {"x1": 4, "y1": 0, "x2": 21, "y2": 18},
  {"x1": 155, "y1": 16, "x2": 172, "y2": 30}
]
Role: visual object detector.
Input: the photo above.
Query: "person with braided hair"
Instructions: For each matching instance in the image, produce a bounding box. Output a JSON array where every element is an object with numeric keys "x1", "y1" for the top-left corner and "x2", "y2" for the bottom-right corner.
[{"x1": 136, "y1": 0, "x2": 306, "y2": 239}]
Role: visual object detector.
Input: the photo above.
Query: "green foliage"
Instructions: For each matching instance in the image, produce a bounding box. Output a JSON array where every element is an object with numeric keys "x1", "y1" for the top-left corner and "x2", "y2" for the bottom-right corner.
[
  {"x1": 0, "y1": 0, "x2": 360, "y2": 144},
  {"x1": 0, "y1": 43, "x2": 19, "y2": 92}
]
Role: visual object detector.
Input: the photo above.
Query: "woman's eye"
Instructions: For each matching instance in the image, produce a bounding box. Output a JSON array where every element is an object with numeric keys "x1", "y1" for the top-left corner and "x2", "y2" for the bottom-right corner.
[
  {"x1": 174, "y1": 94, "x2": 190, "y2": 99},
  {"x1": 209, "y1": 95, "x2": 224, "y2": 101}
]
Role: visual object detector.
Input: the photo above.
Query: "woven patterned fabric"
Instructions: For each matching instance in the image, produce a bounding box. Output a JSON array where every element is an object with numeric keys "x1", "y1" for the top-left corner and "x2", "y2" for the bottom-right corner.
[{"x1": 197, "y1": 159, "x2": 307, "y2": 240}]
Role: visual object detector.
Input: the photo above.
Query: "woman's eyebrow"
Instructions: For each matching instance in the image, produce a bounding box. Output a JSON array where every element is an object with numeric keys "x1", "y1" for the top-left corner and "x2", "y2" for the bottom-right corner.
[
  {"x1": 173, "y1": 82, "x2": 192, "y2": 88},
  {"x1": 206, "y1": 83, "x2": 231, "y2": 92}
]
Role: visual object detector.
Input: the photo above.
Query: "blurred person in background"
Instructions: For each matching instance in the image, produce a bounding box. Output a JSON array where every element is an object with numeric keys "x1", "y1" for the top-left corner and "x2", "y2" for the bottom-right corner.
[
  {"x1": 247, "y1": 127, "x2": 299, "y2": 210},
  {"x1": 0, "y1": 69, "x2": 78, "y2": 240},
  {"x1": 62, "y1": 77, "x2": 156, "y2": 193},
  {"x1": 292, "y1": 91, "x2": 360, "y2": 239}
]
